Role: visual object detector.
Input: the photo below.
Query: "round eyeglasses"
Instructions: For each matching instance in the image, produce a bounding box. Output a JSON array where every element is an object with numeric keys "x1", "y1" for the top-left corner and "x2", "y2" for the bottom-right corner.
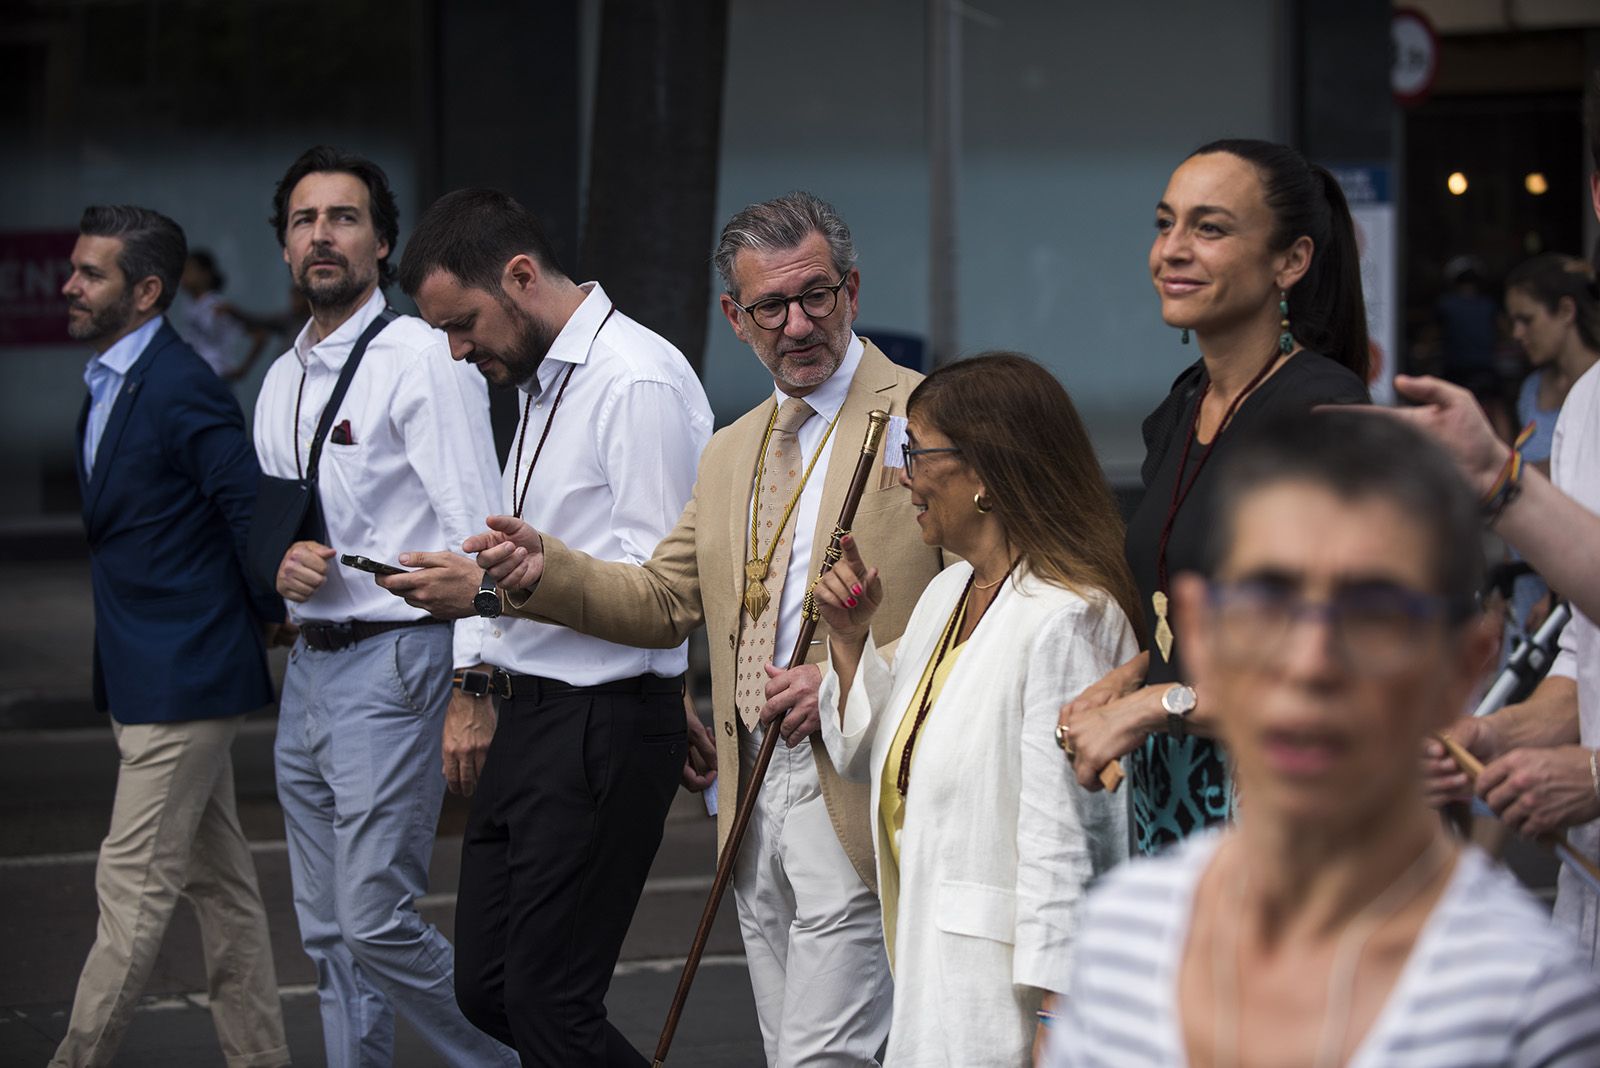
[{"x1": 730, "y1": 272, "x2": 851, "y2": 331}]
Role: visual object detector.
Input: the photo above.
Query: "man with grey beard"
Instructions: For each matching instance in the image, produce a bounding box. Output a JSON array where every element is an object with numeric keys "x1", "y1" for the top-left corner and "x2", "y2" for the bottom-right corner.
[{"x1": 253, "y1": 148, "x2": 517, "y2": 1068}]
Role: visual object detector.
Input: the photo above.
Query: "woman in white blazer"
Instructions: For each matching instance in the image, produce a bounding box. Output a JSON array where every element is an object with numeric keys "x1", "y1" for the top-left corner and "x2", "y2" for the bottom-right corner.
[{"x1": 808, "y1": 353, "x2": 1144, "y2": 1065}]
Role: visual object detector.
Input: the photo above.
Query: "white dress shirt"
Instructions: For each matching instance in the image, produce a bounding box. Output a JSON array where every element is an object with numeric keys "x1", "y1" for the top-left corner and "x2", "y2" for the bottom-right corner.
[
  {"x1": 763, "y1": 334, "x2": 865, "y2": 669},
  {"x1": 175, "y1": 291, "x2": 248, "y2": 377},
  {"x1": 1546, "y1": 361, "x2": 1600, "y2": 962},
  {"x1": 253, "y1": 288, "x2": 501, "y2": 669},
  {"x1": 482, "y1": 281, "x2": 712, "y2": 686},
  {"x1": 82, "y1": 316, "x2": 164, "y2": 473}
]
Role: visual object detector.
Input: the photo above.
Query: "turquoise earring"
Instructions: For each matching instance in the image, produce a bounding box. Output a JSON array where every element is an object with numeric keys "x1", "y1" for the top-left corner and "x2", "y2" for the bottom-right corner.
[{"x1": 1278, "y1": 291, "x2": 1293, "y2": 354}]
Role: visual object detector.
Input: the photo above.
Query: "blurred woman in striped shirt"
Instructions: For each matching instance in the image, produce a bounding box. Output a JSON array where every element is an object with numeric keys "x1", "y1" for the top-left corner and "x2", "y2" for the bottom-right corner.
[{"x1": 1044, "y1": 411, "x2": 1600, "y2": 1068}]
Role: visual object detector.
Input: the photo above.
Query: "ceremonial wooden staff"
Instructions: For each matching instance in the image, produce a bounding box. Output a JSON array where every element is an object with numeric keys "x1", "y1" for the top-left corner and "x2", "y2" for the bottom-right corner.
[
  {"x1": 1435, "y1": 732, "x2": 1600, "y2": 898},
  {"x1": 651, "y1": 409, "x2": 891, "y2": 1067}
]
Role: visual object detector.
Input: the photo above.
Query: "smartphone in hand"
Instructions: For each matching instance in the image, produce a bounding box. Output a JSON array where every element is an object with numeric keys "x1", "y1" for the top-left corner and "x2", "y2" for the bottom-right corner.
[{"x1": 340, "y1": 554, "x2": 410, "y2": 577}]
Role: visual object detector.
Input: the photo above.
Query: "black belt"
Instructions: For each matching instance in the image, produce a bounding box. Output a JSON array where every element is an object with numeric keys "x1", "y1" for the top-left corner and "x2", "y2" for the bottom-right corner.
[
  {"x1": 492, "y1": 670, "x2": 684, "y2": 702},
  {"x1": 299, "y1": 617, "x2": 446, "y2": 652}
]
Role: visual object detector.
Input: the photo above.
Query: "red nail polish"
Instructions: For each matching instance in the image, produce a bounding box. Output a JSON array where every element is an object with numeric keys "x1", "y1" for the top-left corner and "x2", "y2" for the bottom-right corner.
[
  {"x1": 847, "y1": 597, "x2": 858, "y2": 608},
  {"x1": 852, "y1": 584, "x2": 863, "y2": 596}
]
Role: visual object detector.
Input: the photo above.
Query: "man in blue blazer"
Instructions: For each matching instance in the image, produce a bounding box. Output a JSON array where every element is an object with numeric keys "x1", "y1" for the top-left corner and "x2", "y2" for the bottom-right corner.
[{"x1": 50, "y1": 205, "x2": 290, "y2": 1068}]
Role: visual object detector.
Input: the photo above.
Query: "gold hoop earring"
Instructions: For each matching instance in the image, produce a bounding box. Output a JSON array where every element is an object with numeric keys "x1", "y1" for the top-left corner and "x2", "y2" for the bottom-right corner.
[{"x1": 974, "y1": 493, "x2": 992, "y2": 514}]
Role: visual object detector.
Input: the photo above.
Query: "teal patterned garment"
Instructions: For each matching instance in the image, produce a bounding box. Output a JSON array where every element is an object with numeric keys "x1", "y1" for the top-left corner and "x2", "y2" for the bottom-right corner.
[
  {"x1": 1123, "y1": 354, "x2": 1368, "y2": 855},
  {"x1": 1128, "y1": 734, "x2": 1232, "y2": 855}
]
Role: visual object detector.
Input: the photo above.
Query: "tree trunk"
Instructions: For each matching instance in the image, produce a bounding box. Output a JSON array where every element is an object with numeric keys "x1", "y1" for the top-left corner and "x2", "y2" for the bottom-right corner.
[{"x1": 580, "y1": 0, "x2": 728, "y2": 372}]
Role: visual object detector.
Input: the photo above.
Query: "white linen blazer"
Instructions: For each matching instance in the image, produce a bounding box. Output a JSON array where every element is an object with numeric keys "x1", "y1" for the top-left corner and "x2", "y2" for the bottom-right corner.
[{"x1": 820, "y1": 562, "x2": 1136, "y2": 1067}]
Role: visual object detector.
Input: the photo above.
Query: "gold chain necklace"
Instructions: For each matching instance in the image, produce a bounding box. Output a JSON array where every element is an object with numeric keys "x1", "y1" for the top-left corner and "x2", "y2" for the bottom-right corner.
[
  {"x1": 743, "y1": 402, "x2": 839, "y2": 620},
  {"x1": 972, "y1": 559, "x2": 1018, "y2": 590}
]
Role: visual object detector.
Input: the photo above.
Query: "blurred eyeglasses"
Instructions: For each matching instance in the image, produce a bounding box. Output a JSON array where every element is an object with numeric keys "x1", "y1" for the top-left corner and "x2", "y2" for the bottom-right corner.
[{"x1": 1205, "y1": 576, "x2": 1474, "y2": 673}]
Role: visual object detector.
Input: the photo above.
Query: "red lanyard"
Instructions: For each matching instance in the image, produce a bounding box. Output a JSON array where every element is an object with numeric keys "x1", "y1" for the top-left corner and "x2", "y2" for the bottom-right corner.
[{"x1": 1154, "y1": 351, "x2": 1280, "y2": 595}]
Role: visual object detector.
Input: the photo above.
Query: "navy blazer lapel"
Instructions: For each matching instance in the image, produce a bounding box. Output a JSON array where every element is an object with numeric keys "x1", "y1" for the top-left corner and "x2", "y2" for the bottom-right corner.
[
  {"x1": 83, "y1": 324, "x2": 169, "y2": 523},
  {"x1": 75, "y1": 393, "x2": 91, "y2": 508}
]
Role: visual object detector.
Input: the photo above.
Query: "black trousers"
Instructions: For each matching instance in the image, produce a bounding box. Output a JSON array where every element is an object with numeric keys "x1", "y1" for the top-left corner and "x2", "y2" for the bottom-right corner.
[{"x1": 454, "y1": 673, "x2": 686, "y2": 1067}]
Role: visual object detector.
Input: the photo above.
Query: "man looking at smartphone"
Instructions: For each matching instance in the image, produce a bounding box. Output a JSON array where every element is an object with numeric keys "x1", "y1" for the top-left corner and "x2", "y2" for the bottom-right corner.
[
  {"x1": 377, "y1": 188, "x2": 712, "y2": 1066},
  {"x1": 252, "y1": 147, "x2": 516, "y2": 1068}
]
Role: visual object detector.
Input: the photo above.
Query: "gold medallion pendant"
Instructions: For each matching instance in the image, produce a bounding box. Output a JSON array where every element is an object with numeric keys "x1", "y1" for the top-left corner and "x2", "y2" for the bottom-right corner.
[
  {"x1": 744, "y1": 559, "x2": 771, "y2": 620},
  {"x1": 1152, "y1": 590, "x2": 1174, "y2": 663}
]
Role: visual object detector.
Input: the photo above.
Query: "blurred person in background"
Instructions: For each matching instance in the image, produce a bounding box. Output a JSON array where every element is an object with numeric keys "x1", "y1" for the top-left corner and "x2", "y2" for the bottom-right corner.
[
  {"x1": 1057, "y1": 138, "x2": 1370, "y2": 855},
  {"x1": 52, "y1": 205, "x2": 288, "y2": 1068},
  {"x1": 224, "y1": 285, "x2": 313, "y2": 377},
  {"x1": 1436, "y1": 256, "x2": 1502, "y2": 394},
  {"x1": 174, "y1": 249, "x2": 252, "y2": 380},
  {"x1": 1493, "y1": 253, "x2": 1600, "y2": 653}
]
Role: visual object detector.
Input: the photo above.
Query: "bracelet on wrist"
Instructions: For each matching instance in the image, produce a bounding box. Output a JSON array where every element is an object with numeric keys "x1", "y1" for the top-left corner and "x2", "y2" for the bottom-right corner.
[{"x1": 1481, "y1": 422, "x2": 1534, "y2": 524}]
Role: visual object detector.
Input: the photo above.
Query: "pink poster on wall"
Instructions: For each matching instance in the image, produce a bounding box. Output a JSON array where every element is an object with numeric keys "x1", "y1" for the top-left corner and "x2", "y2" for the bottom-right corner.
[{"x1": 0, "y1": 232, "x2": 76, "y2": 347}]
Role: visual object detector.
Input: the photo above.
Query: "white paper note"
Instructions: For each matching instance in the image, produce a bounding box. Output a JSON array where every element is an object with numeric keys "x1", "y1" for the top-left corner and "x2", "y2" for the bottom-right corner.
[{"x1": 882, "y1": 415, "x2": 909, "y2": 467}]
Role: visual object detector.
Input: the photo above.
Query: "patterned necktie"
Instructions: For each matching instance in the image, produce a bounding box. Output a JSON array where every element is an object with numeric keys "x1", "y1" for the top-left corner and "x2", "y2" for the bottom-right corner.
[{"x1": 734, "y1": 396, "x2": 816, "y2": 730}]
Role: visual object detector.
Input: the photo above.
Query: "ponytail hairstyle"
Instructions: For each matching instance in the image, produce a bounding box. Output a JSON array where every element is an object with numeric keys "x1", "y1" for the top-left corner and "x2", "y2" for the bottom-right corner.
[
  {"x1": 1505, "y1": 253, "x2": 1600, "y2": 355},
  {"x1": 1189, "y1": 139, "x2": 1370, "y2": 381}
]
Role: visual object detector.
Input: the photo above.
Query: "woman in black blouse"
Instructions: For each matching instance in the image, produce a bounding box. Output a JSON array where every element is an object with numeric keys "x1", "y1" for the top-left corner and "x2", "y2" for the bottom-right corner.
[{"x1": 1057, "y1": 139, "x2": 1371, "y2": 854}]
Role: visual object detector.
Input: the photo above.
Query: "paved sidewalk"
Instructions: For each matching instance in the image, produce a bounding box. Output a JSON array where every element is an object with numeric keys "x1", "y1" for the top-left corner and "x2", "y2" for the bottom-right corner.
[
  {"x1": 0, "y1": 959, "x2": 762, "y2": 1067},
  {"x1": 0, "y1": 556, "x2": 766, "y2": 1066}
]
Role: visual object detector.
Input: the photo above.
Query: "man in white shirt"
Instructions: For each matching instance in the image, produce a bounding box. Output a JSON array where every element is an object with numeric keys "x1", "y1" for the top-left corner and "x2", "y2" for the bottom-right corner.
[
  {"x1": 253, "y1": 147, "x2": 517, "y2": 1068},
  {"x1": 378, "y1": 187, "x2": 712, "y2": 1066},
  {"x1": 469, "y1": 192, "x2": 947, "y2": 1066},
  {"x1": 1417, "y1": 72, "x2": 1600, "y2": 963}
]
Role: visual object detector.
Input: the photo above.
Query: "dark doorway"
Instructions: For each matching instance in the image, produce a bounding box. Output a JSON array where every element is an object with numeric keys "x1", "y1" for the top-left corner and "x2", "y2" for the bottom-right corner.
[{"x1": 1403, "y1": 93, "x2": 1585, "y2": 382}]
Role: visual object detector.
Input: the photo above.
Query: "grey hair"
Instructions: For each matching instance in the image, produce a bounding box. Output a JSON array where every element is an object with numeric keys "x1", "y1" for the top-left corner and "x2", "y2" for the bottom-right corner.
[
  {"x1": 79, "y1": 205, "x2": 188, "y2": 311},
  {"x1": 713, "y1": 191, "x2": 856, "y2": 300}
]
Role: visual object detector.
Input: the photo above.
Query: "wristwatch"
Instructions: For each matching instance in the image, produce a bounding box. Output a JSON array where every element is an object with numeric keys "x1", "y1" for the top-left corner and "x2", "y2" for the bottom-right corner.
[
  {"x1": 452, "y1": 669, "x2": 493, "y2": 698},
  {"x1": 473, "y1": 571, "x2": 502, "y2": 618},
  {"x1": 1161, "y1": 684, "x2": 1197, "y2": 739}
]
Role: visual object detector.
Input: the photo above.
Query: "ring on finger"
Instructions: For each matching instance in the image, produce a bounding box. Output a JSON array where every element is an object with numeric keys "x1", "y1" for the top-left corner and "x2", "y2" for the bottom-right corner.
[{"x1": 1055, "y1": 721, "x2": 1076, "y2": 758}]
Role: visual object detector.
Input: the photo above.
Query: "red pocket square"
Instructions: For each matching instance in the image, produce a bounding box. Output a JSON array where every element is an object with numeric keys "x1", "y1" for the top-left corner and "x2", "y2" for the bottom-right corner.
[{"x1": 330, "y1": 420, "x2": 356, "y2": 445}]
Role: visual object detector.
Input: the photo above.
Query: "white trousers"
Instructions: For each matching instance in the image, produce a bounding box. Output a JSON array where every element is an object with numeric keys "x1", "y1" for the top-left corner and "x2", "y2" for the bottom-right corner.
[{"x1": 734, "y1": 723, "x2": 892, "y2": 1067}]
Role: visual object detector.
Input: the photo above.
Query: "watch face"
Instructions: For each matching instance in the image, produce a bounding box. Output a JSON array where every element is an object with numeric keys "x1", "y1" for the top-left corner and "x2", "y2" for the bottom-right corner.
[
  {"x1": 1164, "y1": 685, "x2": 1196, "y2": 715},
  {"x1": 474, "y1": 589, "x2": 502, "y2": 618},
  {"x1": 457, "y1": 670, "x2": 491, "y2": 697}
]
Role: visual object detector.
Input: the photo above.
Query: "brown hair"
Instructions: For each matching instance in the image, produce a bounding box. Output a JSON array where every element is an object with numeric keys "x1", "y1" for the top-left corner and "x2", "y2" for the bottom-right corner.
[
  {"x1": 1506, "y1": 252, "x2": 1600, "y2": 354},
  {"x1": 908, "y1": 352, "x2": 1143, "y2": 638}
]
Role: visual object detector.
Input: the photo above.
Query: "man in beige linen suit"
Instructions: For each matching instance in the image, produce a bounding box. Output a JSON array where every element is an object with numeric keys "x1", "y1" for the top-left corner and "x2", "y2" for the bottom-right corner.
[{"x1": 470, "y1": 192, "x2": 944, "y2": 1065}]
